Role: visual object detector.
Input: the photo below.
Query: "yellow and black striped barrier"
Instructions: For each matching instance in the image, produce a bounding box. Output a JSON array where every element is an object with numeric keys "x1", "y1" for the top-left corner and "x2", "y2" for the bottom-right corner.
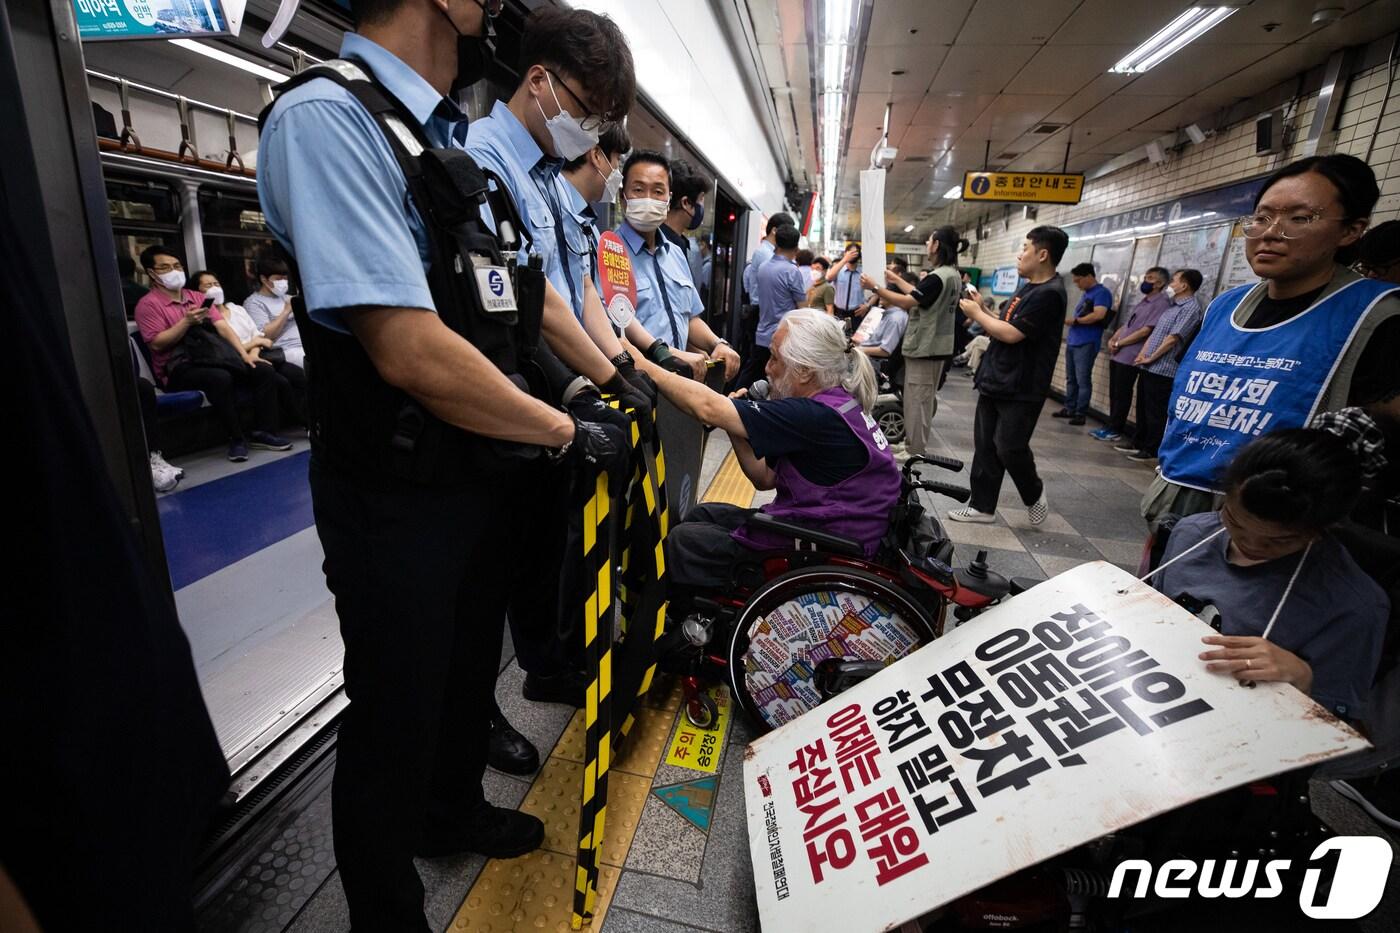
[{"x1": 571, "y1": 405, "x2": 670, "y2": 928}]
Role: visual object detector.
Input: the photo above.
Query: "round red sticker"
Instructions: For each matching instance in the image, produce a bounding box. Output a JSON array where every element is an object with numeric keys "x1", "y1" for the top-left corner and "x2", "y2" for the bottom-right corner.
[{"x1": 597, "y1": 230, "x2": 637, "y2": 328}]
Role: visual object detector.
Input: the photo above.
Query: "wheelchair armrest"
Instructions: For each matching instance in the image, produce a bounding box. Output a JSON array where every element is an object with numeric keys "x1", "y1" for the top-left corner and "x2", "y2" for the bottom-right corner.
[{"x1": 744, "y1": 511, "x2": 864, "y2": 557}]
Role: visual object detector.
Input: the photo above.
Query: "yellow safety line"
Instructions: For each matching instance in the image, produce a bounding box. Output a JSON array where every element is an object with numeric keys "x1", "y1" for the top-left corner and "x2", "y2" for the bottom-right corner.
[{"x1": 700, "y1": 450, "x2": 756, "y2": 508}]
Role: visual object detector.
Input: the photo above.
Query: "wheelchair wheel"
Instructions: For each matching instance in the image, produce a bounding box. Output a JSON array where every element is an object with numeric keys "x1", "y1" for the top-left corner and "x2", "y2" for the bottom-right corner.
[
  {"x1": 725, "y1": 565, "x2": 940, "y2": 733},
  {"x1": 873, "y1": 401, "x2": 905, "y2": 445}
]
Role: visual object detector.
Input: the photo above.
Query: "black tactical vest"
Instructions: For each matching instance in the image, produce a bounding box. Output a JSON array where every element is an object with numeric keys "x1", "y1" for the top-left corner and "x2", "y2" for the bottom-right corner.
[{"x1": 258, "y1": 59, "x2": 548, "y2": 488}]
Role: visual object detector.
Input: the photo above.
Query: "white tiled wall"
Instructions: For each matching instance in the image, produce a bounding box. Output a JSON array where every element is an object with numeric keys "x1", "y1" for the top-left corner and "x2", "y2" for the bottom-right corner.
[{"x1": 960, "y1": 54, "x2": 1400, "y2": 417}]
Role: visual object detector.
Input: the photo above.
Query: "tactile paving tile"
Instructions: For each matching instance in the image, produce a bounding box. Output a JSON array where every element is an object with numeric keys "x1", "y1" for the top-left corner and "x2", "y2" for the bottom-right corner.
[
  {"x1": 519, "y1": 757, "x2": 653, "y2": 867},
  {"x1": 699, "y1": 451, "x2": 755, "y2": 507},
  {"x1": 553, "y1": 706, "x2": 672, "y2": 778},
  {"x1": 446, "y1": 850, "x2": 619, "y2": 933},
  {"x1": 643, "y1": 673, "x2": 684, "y2": 712}
]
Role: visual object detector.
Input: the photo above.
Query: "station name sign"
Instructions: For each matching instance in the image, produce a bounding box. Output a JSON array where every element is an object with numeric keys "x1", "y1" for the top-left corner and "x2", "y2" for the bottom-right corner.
[{"x1": 962, "y1": 171, "x2": 1084, "y2": 205}]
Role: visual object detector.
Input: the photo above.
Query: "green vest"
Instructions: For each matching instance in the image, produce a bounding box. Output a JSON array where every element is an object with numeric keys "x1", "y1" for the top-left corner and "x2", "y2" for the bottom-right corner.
[{"x1": 901, "y1": 264, "x2": 960, "y2": 359}]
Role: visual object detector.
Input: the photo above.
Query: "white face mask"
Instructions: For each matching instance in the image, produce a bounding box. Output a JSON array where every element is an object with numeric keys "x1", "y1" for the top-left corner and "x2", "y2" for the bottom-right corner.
[
  {"x1": 203, "y1": 285, "x2": 225, "y2": 304},
  {"x1": 156, "y1": 270, "x2": 186, "y2": 291},
  {"x1": 537, "y1": 71, "x2": 599, "y2": 161},
  {"x1": 594, "y1": 156, "x2": 623, "y2": 203},
  {"x1": 270, "y1": 279, "x2": 290, "y2": 298},
  {"x1": 624, "y1": 196, "x2": 669, "y2": 233},
  {"x1": 1164, "y1": 284, "x2": 1177, "y2": 299}
]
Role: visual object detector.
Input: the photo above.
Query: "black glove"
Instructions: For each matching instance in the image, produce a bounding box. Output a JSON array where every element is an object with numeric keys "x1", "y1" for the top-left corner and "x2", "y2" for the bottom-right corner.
[
  {"x1": 614, "y1": 358, "x2": 657, "y2": 405},
  {"x1": 566, "y1": 388, "x2": 632, "y2": 435},
  {"x1": 660, "y1": 355, "x2": 692, "y2": 377},
  {"x1": 603, "y1": 368, "x2": 652, "y2": 416},
  {"x1": 567, "y1": 415, "x2": 630, "y2": 484}
]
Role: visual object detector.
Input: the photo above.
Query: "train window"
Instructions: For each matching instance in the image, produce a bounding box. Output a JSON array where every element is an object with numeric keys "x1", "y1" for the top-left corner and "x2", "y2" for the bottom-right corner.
[
  {"x1": 107, "y1": 177, "x2": 180, "y2": 227},
  {"x1": 199, "y1": 188, "x2": 274, "y2": 302}
]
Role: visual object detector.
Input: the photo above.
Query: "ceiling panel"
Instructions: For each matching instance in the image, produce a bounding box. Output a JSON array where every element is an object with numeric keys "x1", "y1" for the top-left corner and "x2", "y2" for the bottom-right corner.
[
  {"x1": 851, "y1": 91, "x2": 924, "y2": 133},
  {"x1": 857, "y1": 45, "x2": 946, "y2": 97},
  {"x1": 1003, "y1": 44, "x2": 1130, "y2": 96},
  {"x1": 864, "y1": 0, "x2": 977, "y2": 48},
  {"x1": 1076, "y1": 93, "x2": 1181, "y2": 133},
  {"x1": 1115, "y1": 41, "x2": 1284, "y2": 97},
  {"x1": 910, "y1": 92, "x2": 998, "y2": 127},
  {"x1": 1052, "y1": 0, "x2": 1197, "y2": 45},
  {"x1": 1038, "y1": 73, "x2": 1133, "y2": 125},
  {"x1": 956, "y1": 0, "x2": 1077, "y2": 44},
  {"x1": 930, "y1": 45, "x2": 1040, "y2": 94}
]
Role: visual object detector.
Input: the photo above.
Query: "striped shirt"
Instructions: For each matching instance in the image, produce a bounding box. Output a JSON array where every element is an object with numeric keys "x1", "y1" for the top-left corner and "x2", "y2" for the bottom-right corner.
[{"x1": 1139, "y1": 295, "x2": 1203, "y2": 378}]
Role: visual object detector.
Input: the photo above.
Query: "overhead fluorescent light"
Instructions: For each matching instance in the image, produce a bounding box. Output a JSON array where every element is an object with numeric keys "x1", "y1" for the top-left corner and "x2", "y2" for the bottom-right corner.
[
  {"x1": 903, "y1": 224, "x2": 915, "y2": 233},
  {"x1": 943, "y1": 186, "x2": 962, "y2": 200},
  {"x1": 170, "y1": 38, "x2": 287, "y2": 84},
  {"x1": 1109, "y1": 7, "x2": 1237, "y2": 75}
]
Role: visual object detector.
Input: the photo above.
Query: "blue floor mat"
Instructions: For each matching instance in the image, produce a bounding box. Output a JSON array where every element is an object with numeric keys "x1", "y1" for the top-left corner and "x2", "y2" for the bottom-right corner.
[{"x1": 159, "y1": 451, "x2": 314, "y2": 590}]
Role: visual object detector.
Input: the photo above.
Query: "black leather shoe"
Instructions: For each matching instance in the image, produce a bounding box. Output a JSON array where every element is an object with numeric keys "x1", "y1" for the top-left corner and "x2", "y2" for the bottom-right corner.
[
  {"x1": 488, "y1": 711, "x2": 540, "y2": 776},
  {"x1": 522, "y1": 669, "x2": 588, "y2": 708},
  {"x1": 1068, "y1": 414, "x2": 1086, "y2": 425},
  {"x1": 418, "y1": 803, "x2": 545, "y2": 859},
  {"x1": 1051, "y1": 408, "x2": 1072, "y2": 418}
]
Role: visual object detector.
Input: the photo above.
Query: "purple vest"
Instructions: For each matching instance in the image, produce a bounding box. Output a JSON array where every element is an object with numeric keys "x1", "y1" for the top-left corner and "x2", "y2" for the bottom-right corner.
[{"x1": 732, "y1": 387, "x2": 901, "y2": 557}]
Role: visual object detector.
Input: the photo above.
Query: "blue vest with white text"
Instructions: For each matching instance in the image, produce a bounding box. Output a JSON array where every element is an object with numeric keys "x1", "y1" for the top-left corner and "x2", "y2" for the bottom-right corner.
[{"x1": 1159, "y1": 278, "x2": 1400, "y2": 492}]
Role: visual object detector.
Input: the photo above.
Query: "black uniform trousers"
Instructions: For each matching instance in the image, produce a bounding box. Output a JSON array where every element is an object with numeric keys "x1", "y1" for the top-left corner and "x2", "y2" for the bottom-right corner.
[
  {"x1": 969, "y1": 394, "x2": 1045, "y2": 515},
  {"x1": 311, "y1": 459, "x2": 516, "y2": 930}
]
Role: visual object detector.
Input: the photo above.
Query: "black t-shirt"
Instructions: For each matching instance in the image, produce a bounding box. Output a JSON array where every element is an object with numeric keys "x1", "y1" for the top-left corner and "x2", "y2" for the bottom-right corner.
[
  {"x1": 975, "y1": 277, "x2": 1067, "y2": 401},
  {"x1": 910, "y1": 273, "x2": 943, "y2": 309},
  {"x1": 731, "y1": 396, "x2": 869, "y2": 485},
  {"x1": 1244, "y1": 284, "x2": 1400, "y2": 406}
]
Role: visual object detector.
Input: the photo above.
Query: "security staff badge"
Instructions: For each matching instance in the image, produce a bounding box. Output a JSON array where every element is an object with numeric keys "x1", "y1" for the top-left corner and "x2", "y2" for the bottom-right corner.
[{"x1": 471, "y1": 254, "x2": 518, "y2": 315}]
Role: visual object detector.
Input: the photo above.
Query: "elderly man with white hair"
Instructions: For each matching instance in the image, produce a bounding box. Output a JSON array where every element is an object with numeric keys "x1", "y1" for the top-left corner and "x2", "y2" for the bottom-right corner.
[{"x1": 638, "y1": 309, "x2": 901, "y2": 589}]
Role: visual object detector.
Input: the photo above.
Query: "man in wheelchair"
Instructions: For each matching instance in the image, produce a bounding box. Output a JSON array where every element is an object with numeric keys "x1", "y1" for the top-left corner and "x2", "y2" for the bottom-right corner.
[{"x1": 637, "y1": 308, "x2": 901, "y2": 590}]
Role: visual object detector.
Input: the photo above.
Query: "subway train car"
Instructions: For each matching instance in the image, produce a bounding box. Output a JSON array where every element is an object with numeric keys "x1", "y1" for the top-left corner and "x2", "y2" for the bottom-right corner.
[{"x1": 5, "y1": 0, "x2": 1400, "y2": 931}]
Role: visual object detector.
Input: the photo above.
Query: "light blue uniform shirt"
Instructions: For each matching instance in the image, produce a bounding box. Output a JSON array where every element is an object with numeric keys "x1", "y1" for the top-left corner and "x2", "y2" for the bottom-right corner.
[
  {"x1": 557, "y1": 176, "x2": 599, "y2": 321},
  {"x1": 743, "y1": 239, "x2": 775, "y2": 299},
  {"x1": 755, "y1": 254, "x2": 809, "y2": 348},
  {"x1": 465, "y1": 101, "x2": 578, "y2": 315},
  {"x1": 618, "y1": 221, "x2": 703, "y2": 348},
  {"x1": 258, "y1": 34, "x2": 468, "y2": 333},
  {"x1": 833, "y1": 265, "x2": 865, "y2": 312}
]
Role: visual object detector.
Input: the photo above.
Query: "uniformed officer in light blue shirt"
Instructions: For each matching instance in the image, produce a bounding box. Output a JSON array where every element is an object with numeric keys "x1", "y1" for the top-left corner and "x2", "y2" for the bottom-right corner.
[
  {"x1": 463, "y1": 15, "x2": 653, "y2": 403},
  {"x1": 741, "y1": 211, "x2": 794, "y2": 300},
  {"x1": 615, "y1": 150, "x2": 739, "y2": 382}
]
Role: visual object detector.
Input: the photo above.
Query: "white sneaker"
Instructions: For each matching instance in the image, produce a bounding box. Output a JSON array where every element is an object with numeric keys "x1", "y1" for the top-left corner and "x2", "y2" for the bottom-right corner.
[
  {"x1": 150, "y1": 450, "x2": 184, "y2": 479},
  {"x1": 1028, "y1": 492, "x2": 1049, "y2": 526},
  {"x1": 947, "y1": 507, "x2": 996, "y2": 524},
  {"x1": 150, "y1": 456, "x2": 180, "y2": 493}
]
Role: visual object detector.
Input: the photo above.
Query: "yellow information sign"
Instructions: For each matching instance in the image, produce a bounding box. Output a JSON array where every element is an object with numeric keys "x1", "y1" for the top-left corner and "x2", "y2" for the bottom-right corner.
[
  {"x1": 962, "y1": 171, "x2": 1084, "y2": 205},
  {"x1": 664, "y1": 684, "x2": 730, "y2": 773}
]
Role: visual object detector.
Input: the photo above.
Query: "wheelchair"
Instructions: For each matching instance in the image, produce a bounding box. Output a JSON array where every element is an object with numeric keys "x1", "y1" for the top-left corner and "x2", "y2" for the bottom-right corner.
[{"x1": 659, "y1": 453, "x2": 1039, "y2": 733}]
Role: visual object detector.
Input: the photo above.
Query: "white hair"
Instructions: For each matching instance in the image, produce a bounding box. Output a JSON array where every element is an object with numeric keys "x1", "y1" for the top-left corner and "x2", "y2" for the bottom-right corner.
[{"x1": 774, "y1": 309, "x2": 878, "y2": 412}]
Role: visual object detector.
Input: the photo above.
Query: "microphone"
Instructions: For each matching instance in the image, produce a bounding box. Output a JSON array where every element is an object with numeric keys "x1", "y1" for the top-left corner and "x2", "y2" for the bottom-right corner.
[{"x1": 748, "y1": 379, "x2": 770, "y2": 400}]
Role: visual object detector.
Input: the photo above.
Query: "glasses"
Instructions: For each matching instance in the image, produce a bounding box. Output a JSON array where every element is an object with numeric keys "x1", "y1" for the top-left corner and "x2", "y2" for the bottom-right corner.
[
  {"x1": 1238, "y1": 211, "x2": 1342, "y2": 239},
  {"x1": 150, "y1": 261, "x2": 183, "y2": 273},
  {"x1": 549, "y1": 70, "x2": 605, "y2": 133}
]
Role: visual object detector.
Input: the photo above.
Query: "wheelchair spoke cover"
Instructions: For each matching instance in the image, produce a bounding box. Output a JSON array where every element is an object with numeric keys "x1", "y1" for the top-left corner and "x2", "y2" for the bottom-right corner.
[{"x1": 728, "y1": 566, "x2": 936, "y2": 730}]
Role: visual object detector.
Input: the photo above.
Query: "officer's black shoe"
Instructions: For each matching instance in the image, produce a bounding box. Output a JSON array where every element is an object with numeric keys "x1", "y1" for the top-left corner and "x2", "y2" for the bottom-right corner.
[
  {"x1": 488, "y1": 712, "x2": 540, "y2": 776},
  {"x1": 418, "y1": 803, "x2": 545, "y2": 860},
  {"x1": 522, "y1": 669, "x2": 588, "y2": 708}
]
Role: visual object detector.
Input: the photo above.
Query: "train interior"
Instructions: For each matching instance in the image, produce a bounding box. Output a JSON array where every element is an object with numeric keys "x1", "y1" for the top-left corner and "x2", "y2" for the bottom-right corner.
[{"x1": 6, "y1": 0, "x2": 1400, "y2": 930}]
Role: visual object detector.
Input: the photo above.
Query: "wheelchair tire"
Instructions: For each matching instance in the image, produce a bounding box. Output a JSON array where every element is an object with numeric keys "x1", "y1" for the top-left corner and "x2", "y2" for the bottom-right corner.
[
  {"x1": 873, "y1": 401, "x2": 905, "y2": 445},
  {"x1": 725, "y1": 565, "x2": 940, "y2": 734}
]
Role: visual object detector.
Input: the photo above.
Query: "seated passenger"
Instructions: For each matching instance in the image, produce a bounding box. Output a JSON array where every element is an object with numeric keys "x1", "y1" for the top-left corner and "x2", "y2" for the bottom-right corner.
[
  {"x1": 1153, "y1": 428, "x2": 1388, "y2": 721},
  {"x1": 193, "y1": 270, "x2": 307, "y2": 427},
  {"x1": 643, "y1": 309, "x2": 900, "y2": 589},
  {"x1": 242, "y1": 253, "x2": 305, "y2": 369},
  {"x1": 133, "y1": 246, "x2": 291, "y2": 463}
]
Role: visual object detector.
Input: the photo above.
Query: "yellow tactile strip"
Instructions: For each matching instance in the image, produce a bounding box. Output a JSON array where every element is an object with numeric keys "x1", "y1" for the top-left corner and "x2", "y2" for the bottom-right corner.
[
  {"x1": 699, "y1": 450, "x2": 756, "y2": 508},
  {"x1": 449, "y1": 705, "x2": 675, "y2": 930},
  {"x1": 448, "y1": 448, "x2": 752, "y2": 930}
]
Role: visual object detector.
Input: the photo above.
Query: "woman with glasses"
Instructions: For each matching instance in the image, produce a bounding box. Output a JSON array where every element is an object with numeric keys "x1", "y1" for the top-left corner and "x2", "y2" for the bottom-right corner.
[{"x1": 1143, "y1": 154, "x2": 1400, "y2": 523}]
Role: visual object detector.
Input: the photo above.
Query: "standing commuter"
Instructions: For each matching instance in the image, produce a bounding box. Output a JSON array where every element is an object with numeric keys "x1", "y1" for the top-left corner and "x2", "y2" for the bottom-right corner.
[
  {"x1": 1145, "y1": 154, "x2": 1400, "y2": 522},
  {"x1": 615, "y1": 150, "x2": 739, "y2": 382},
  {"x1": 257, "y1": 0, "x2": 630, "y2": 927},
  {"x1": 827, "y1": 242, "x2": 866, "y2": 320},
  {"x1": 859, "y1": 225, "x2": 967, "y2": 455},
  {"x1": 1128, "y1": 268, "x2": 1204, "y2": 462},
  {"x1": 948, "y1": 226, "x2": 1069, "y2": 525},
  {"x1": 1093, "y1": 266, "x2": 1170, "y2": 443},
  {"x1": 1056, "y1": 262, "x2": 1111, "y2": 426},
  {"x1": 739, "y1": 223, "x2": 808, "y2": 387}
]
